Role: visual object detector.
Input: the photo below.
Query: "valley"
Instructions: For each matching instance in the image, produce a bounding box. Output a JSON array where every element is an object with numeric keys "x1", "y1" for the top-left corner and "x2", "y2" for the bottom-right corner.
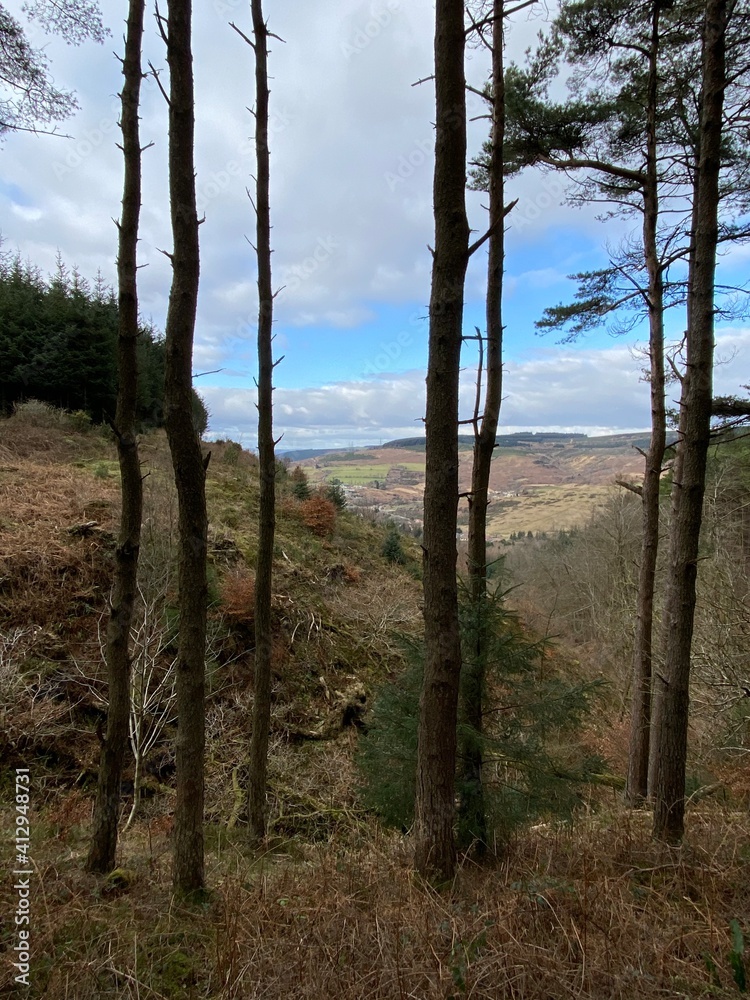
[{"x1": 296, "y1": 432, "x2": 650, "y2": 538}]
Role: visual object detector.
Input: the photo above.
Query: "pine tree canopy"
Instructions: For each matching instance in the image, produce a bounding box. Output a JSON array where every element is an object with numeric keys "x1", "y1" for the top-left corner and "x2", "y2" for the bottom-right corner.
[{"x1": 0, "y1": 250, "x2": 206, "y2": 432}]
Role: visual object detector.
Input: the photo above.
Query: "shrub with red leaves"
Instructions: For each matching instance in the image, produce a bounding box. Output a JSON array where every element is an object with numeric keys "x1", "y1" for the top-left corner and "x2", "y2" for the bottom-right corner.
[{"x1": 301, "y1": 496, "x2": 336, "y2": 537}]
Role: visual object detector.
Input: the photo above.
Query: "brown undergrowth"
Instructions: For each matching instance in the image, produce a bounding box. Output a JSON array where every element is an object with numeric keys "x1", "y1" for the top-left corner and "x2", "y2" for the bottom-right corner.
[
  {"x1": 0, "y1": 459, "x2": 120, "y2": 625},
  {"x1": 1, "y1": 803, "x2": 749, "y2": 998}
]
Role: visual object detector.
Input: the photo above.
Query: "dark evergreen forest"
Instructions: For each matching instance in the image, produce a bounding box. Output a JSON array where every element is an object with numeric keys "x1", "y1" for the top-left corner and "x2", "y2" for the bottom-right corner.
[{"x1": 0, "y1": 251, "x2": 207, "y2": 432}]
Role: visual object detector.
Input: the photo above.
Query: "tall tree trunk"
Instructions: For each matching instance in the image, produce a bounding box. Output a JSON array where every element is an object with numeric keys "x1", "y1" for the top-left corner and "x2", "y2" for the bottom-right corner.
[
  {"x1": 163, "y1": 0, "x2": 207, "y2": 894},
  {"x1": 460, "y1": 0, "x2": 505, "y2": 854},
  {"x1": 625, "y1": 1, "x2": 666, "y2": 806},
  {"x1": 414, "y1": 0, "x2": 470, "y2": 882},
  {"x1": 651, "y1": 0, "x2": 728, "y2": 843},
  {"x1": 86, "y1": 0, "x2": 145, "y2": 875},
  {"x1": 246, "y1": 0, "x2": 276, "y2": 843}
]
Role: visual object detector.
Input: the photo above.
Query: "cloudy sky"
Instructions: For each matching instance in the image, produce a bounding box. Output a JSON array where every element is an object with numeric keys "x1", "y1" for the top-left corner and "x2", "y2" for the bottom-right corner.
[{"x1": 1, "y1": 0, "x2": 748, "y2": 449}]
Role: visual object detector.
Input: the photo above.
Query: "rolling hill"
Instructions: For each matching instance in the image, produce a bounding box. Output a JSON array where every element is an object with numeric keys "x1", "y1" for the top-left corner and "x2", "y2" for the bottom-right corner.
[{"x1": 297, "y1": 432, "x2": 655, "y2": 538}]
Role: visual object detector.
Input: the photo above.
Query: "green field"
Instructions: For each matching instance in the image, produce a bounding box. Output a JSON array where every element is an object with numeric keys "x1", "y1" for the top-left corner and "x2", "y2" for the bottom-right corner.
[
  {"x1": 319, "y1": 451, "x2": 374, "y2": 463},
  {"x1": 321, "y1": 464, "x2": 392, "y2": 485},
  {"x1": 311, "y1": 460, "x2": 426, "y2": 486}
]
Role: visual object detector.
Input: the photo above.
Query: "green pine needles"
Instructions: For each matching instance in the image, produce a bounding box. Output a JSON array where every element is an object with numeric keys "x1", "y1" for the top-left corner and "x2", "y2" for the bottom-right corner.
[
  {"x1": 357, "y1": 587, "x2": 606, "y2": 847},
  {"x1": 381, "y1": 525, "x2": 407, "y2": 564},
  {"x1": 0, "y1": 249, "x2": 207, "y2": 430}
]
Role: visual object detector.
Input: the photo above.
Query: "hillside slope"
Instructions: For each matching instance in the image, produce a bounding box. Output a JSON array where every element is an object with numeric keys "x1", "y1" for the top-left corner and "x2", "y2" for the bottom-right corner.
[
  {"x1": 0, "y1": 405, "x2": 423, "y2": 833},
  {"x1": 299, "y1": 433, "x2": 649, "y2": 537},
  {"x1": 2, "y1": 408, "x2": 750, "y2": 1000}
]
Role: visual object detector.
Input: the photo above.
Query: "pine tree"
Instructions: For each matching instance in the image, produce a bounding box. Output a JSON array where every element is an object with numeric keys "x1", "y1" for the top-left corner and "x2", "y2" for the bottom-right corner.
[
  {"x1": 415, "y1": 0, "x2": 471, "y2": 882},
  {"x1": 86, "y1": 0, "x2": 145, "y2": 876},
  {"x1": 161, "y1": 0, "x2": 208, "y2": 896},
  {"x1": 382, "y1": 525, "x2": 407, "y2": 565},
  {"x1": 325, "y1": 478, "x2": 347, "y2": 510},
  {"x1": 231, "y1": 0, "x2": 280, "y2": 844},
  {"x1": 0, "y1": 1, "x2": 107, "y2": 138},
  {"x1": 651, "y1": 0, "x2": 734, "y2": 843},
  {"x1": 359, "y1": 590, "x2": 604, "y2": 847},
  {"x1": 290, "y1": 465, "x2": 311, "y2": 500},
  {"x1": 0, "y1": 260, "x2": 186, "y2": 428},
  {"x1": 461, "y1": 0, "x2": 509, "y2": 855},
  {"x1": 487, "y1": 0, "x2": 750, "y2": 809}
]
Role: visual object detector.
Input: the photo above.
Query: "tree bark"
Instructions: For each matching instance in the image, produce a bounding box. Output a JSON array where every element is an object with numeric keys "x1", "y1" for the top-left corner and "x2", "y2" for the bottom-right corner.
[
  {"x1": 163, "y1": 0, "x2": 207, "y2": 895},
  {"x1": 651, "y1": 0, "x2": 729, "y2": 843},
  {"x1": 625, "y1": 1, "x2": 666, "y2": 807},
  {"x1": 460, "y1": 0, "x2": 505, "y2": 854},
  {"x1": 414, "y1": 0, "x2": 470, "y2": 882},
  {"x1": 247, "y1": 0, "x2": 276, "y2": 843},
  {"x1": 86, "y1": 0, "x2": 145, "y2": 875}
]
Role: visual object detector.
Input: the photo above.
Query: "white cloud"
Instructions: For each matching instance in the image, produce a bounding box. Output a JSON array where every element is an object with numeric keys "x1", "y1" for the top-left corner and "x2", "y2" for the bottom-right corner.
[
  {"x1": 0, "y1": 0, "x2": 598, "y2": 348},
  {"x1": 10, "y1": 203, "x2": 43, "y2": 223},
  {"x1": 199, "y1": 325, "x2": 750, "y2": 449},
  {"x1": 2, "y1": 0, "x2": 747, "y2": 456}
]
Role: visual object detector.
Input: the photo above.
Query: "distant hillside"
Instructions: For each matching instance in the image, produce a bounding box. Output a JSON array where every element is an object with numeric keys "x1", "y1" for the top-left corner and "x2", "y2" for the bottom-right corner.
[
  {"x1": 279, "y1": 447, "x2": 337, "y2": 461},
  {"x1": 292, "y1": 432, "x2": 656, "y2": 539},
  {"x1": 583, "y1": 432, "x2": 678, "y2": 449},
  {"x1": 278, "y1": 447, "x2": 377, "y2": 462},
  {"x1": 382, "y1": 431, "x2": 591, "y2": 450}
]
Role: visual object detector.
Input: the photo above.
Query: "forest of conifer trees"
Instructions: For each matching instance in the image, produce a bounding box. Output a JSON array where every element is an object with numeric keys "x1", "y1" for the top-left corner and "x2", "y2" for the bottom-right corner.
[{"x1": 0, "y1": 251, "x2": 207, "y2": 431}]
